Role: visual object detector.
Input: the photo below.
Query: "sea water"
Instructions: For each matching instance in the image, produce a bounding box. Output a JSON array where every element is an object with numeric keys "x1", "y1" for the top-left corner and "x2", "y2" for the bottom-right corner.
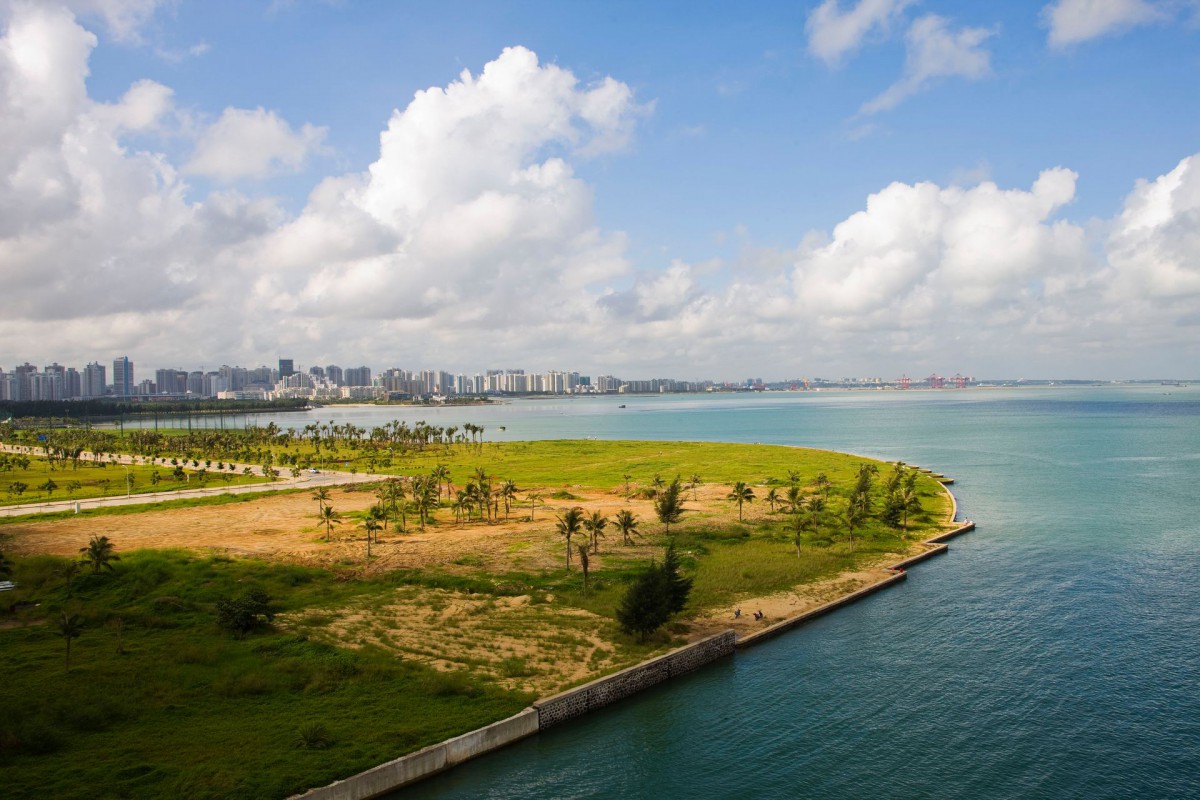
[{"x1": 190, "y1": 387, "x2": 1200, "y2": 799}]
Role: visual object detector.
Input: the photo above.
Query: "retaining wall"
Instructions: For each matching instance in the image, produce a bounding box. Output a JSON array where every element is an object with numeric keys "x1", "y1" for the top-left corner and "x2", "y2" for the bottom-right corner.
[
  {"x1": 290, "y1": 708, "x2": 539, "y2": 800},
  {"x1": 735, "y1": 571, "x2": 908, "y2": 649},
  {"x1": 534, "y1": 630, "x2": 737, "y2": 729}
]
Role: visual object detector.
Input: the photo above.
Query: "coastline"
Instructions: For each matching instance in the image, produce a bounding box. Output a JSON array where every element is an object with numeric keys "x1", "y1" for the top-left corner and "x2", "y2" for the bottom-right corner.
[{"x1": 292, "y1": 480, "x2": 974, "y2": 799}]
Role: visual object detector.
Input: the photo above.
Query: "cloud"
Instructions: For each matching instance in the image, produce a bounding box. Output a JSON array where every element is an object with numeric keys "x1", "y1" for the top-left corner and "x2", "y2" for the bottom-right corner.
[
  {"x1": 60, "y1": 0, "x2": 164, "y2": 43},
  {"x1": 2, "y1": 3, "x2": 1198, "y2": 379},
  {"x1": 806, "y1": 0, "x2": 915, "y2": 66},
  {"x1": 1043, "y1": 0, "x2": 1164, "y2": 47},
  {"x1": 1107, "y1": 153, "x2": 1200, "y2": 300},
  {"x1": 185, "y1": 107, "x2": 329, "y2": 182},
  {"x1": 861, "y1": 14, "x2": 995, "y2": 114}
]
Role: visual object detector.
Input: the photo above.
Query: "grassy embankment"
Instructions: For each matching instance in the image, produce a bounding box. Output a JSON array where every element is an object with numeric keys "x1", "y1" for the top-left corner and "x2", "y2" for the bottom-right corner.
[{"x1": 0, "y1": 439, "x2": 954, "y2": 799}]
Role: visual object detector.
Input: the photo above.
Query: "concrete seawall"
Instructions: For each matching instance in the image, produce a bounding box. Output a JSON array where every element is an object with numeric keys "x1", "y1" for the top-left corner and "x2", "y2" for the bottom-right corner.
[
  {"x1": 534, "y1": 630, "x2": 737, "y2": 729},
  {"x1": 291, "y1": 708, "x2": 539, "y2": 800}
]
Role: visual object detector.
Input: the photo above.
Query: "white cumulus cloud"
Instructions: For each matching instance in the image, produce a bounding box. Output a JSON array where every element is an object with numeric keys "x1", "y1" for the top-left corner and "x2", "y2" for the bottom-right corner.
[{"x1": 185, "y1": 107, "x2": 329, "y2": 182}]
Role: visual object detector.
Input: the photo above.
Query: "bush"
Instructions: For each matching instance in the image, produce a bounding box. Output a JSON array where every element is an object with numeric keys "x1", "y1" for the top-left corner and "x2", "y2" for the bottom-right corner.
[{"x1": 215, "y1": 588, "x2": 277, "y2": 638}]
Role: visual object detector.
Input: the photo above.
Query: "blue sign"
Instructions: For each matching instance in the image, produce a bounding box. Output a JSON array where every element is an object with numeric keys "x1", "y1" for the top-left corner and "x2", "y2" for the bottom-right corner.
[{"x1": 37, "y1": 435, "x2": 47, "y2": 441}]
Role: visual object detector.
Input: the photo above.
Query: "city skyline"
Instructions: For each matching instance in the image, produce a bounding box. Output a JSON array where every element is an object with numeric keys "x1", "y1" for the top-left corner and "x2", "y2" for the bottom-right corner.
[{"x1": 1, "y1": 2, "x2": 1199, "y2": 379}]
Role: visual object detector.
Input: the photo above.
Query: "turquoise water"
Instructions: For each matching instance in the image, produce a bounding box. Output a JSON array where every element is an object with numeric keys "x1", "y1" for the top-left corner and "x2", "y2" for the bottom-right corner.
[{"x1": 184, "y1": 388, "x2": 1200, "y2": 798}]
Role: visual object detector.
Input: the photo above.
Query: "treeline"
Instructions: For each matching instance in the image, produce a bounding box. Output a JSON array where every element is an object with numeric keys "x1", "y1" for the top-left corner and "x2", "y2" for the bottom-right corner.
[{"x1": 0, "y1": 397, "x2": 309, "y2": 421}]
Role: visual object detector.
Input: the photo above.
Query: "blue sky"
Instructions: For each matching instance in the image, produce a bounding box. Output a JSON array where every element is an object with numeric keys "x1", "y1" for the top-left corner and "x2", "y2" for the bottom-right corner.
[{"x1": 2, "y1": 0, "x2": 1199, "y2": 380}]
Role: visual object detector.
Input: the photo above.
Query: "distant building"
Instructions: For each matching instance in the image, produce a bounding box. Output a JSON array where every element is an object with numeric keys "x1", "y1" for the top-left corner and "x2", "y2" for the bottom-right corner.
[
  {"x1": 83, "y1": 362, "x2": 107, "y2": 398},
  {"x1": 326, "y1": 364, "x2": 343, "y2": 386},
  {"x1": 112, "y1": 356, "x2": 133, "y2": 397},
  {"x1": 278, "y1": 358, "x2": 295, "y2": 378}
]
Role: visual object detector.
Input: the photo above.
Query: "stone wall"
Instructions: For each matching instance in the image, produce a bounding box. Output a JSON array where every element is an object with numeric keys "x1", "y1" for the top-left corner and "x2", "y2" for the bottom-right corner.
[
  {"x1": 534, "y1": 630, "x2": 737, "y2": 730},
  {"x1": 290, "y1": 707, "x2": 538, "y2": 800}
]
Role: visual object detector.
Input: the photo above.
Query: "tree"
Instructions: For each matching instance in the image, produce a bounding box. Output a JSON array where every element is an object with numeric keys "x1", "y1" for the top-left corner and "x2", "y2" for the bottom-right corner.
[
  {"x1": 577, "y1": 544, "x2": 590, "y2": 591},
  {"x1": 793, "y1": 502, "x2": 821, "y2": 558},
  {"x1": 555, "y1": 507, "x2": 584, "y2": 569},
  {"x1": 689, "y1": 473, "x2": 702, "y2": 501},
  {"x1": 661, "y1": 542, "x2": 692, "y2": 614},
  {"x1": 363, "y1": 519, "x2": 380, "y2": 559},
  {"x1": 499, "y1": 479, "x2": 519, "y2": 520},
  {"x1": 727, "y1": 481, "x2": 754, "y2": 521},
  {"x1": 60, "y1": 560, "x2": 81, "y2": 598},
  {"x1": 844, "y1": 499, "x2": 867, "y2": 551},
  {"x1": 654, "y1": 477, "x2": 685, "y2": 534},
  {"x1": 526, "y1": 491, "x2": 544, "y2": 520},
  {"x1": 815, "y1": 472, "x2": 831, "y2": 502},
  {"x1": 622, "y1": 473, "x2": 633, "y2": 497},
  {"x1": 66, "y1": 480, "x2": 83, "y2": 498},
  {"x1": 616, "y1": 549, "x2": 691, "y2": 641},
  {"x1": 616, "y1": 561, "x2": 670, "y2": 641},
  {"x1": 215, "y1": 588, "x2": 277, "y2": 639},
  {"x1": 39, "y1": 478, "x2": 58, "y2": 498},
  {"x1": 58, "y1": 612, "x2": 83, "y2": 672},
  {"x1": 584, "y1": 510, "x2": 608, "y2": 554},
  {"x1": 7, "y1": 481, "x2": 28, "y2": 499},
  {"x1": 80, "y1": 535, "x2": 120, "y2": 574},
  {"x1": 320, "y1": 505, "x2": 341, "y2": 542},
  {"x1": 764, "y1": 487, "x2": 781, "y2": 512},
  {"x1": 900, "y1": 485, "x2": 922, "y2": 531},
  {"x1": 614, "y1": 509, "x2": 640, "y2": 546}
]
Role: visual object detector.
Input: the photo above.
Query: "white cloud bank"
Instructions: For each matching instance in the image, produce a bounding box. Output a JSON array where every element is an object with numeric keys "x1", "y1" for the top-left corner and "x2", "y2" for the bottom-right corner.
[{"x1": 0, "y1": 3, "x2": 1198, "y2": 379}]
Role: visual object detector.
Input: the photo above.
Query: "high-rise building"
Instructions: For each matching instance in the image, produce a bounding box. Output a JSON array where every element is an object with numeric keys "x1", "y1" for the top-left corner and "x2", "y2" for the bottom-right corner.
[
  {"x1": 112, "y1": 356, "x2": 133, "y2": 397},
  {"x1": 344, "y1": 366, "x2": 371, "y2": 387},
  {"x1": 278, "y1": 359, "x2": 295, "y2": 378},
  {"x1": 83, "y1": 362, "x2": 107, "y2": 398},
  {"x1": 326, "y1": 364, "x2": 343, "y2": 386}
]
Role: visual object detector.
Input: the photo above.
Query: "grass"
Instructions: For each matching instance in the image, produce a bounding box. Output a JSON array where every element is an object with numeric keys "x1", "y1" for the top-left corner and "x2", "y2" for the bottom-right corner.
[
  {"x1": 0, "y1": 438, "x2": 957, "y2": 798},
  {"x1": 0, "y1": 550, "x2": 529, "y2": 800},
  {"x1": 0, "y1": 486, "x2": 308, "y2": 526},
  {"x1": 0, "y1": 454, "x2": 268, "y2": 507}
]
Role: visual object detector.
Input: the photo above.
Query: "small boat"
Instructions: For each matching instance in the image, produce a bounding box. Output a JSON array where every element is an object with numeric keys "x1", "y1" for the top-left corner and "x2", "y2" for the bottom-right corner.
[{"x1": 618, "y1": 404, "x2": 626, "y2": 408}]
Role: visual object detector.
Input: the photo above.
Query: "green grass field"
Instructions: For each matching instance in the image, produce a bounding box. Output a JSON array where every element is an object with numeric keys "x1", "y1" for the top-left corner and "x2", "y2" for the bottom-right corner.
[
  {"x1": 0, "y1": 454, "x2": 268, "y2": 507},
  {"x1": 0, "y1": 439, "x2": 955, "y2": 799}
]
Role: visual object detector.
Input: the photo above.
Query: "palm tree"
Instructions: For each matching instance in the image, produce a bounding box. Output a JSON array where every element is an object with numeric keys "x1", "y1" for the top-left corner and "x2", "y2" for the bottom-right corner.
[
  {"x1": 614, "y1": 509, "x2": 640, "y2": 546},
  {"x1": 527, "y1": 491, "x2": 544, "y2": 520},
  {"x1": 765, "y1": 487, "x2": 781, "y2": 512},
  {"x1": 577, "y1": 544, "x2": 591, "y2": 591},
  {"x1": 793, "y1": 502, "x2": 821, "y2": 558},
  {"x1": 311, "y1": 487, "x2": 331, "y2": 514},
  {"x1": 654, "y1": 477, "x2": 685, "y2": 534},
  {"x1": 58, "y1": 612, "x2": 83, "y2": 672},
  {"x1": 499, "y1": 479, "x2": 519, "y2": 520},
  {"x1": 727, "y1": 481, "x2": 755, "y2": 521},
  {"x1": 60, "y1": 560, "x2": 81, "y2": 598},
  {"x1": 584, "y1": 511, "x2": 608, "y2": 554},
  {"x1": 363, "y1": 519, "x2": 380, "y2": 559},
  {"x1": 432, "y1": 464, "x2": 451, "y2": 499},
  {"x1": 622, "y1": 473, "x2": 633, "y2": 497},
  {"x1": 80, "y1": 535, "x2": 120, "y2": 574},
  {"x1": 320, "y1": 506, "x2": 341, "y2": 542},
  {"x1": 555, "y1": 507, "x2": 585, "y2": 570},
  {"x1": 786, "y1": 485, "x2": 803, "y2": 514},
  {"x1": 844, "y1": 500, "x2": 867, "y2": 551},
  {"x1": 815, "y1": 472, "x2": 831, "y2": 503},
  {"x1": 689, "y1": 473, "x2": 702, "y2": 501}
]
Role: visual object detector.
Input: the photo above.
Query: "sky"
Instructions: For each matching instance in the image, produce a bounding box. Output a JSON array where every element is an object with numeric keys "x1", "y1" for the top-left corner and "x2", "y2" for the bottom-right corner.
[{"x1": 1, "y1": 0, "x2": 1198, "y2": 381}]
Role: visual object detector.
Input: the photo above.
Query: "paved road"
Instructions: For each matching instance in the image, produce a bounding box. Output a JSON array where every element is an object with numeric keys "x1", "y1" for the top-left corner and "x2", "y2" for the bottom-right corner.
[{"x1": 0, "y1": 444, "x2": 379, "y2": 518}]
